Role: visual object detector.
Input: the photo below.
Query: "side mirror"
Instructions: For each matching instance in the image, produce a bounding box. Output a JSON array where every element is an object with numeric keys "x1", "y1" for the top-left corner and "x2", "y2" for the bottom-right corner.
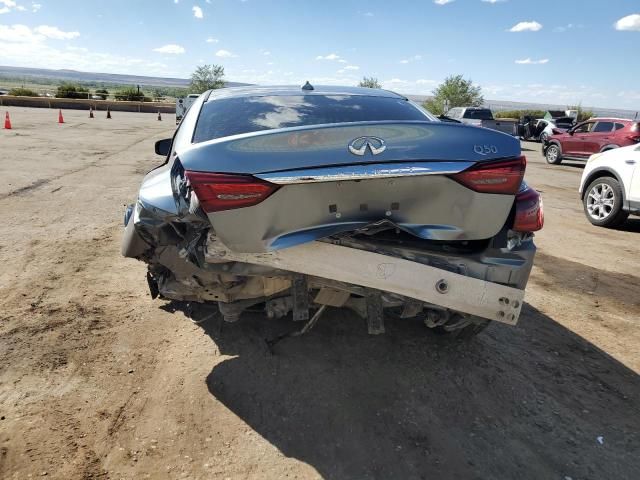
[{"x1": 155, "y1": 138, "x2": 172, "y2": 156}]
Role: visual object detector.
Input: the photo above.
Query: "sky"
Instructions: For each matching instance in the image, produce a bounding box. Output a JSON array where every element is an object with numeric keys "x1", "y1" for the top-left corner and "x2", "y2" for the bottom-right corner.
[{"x1": 0, "y1": 0, "x2": 639, "y2": 109}]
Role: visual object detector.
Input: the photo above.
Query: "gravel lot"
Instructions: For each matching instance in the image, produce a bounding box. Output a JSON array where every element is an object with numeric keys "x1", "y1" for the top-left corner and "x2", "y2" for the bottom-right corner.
[{"x1": 0, "y1": 106, "x2": 639, "y2": 479}]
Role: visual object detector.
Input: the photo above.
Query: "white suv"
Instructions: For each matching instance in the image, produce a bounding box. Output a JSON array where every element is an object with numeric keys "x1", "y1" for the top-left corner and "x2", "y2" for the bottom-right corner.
[{"x1": 579, "y1": 144, "x2": 640, "y2": 227}]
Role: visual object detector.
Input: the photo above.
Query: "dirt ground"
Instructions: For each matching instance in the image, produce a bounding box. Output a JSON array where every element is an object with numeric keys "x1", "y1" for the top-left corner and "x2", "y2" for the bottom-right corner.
[{"x1": 0, "y1": 106, "x2": 638, "y2": 480}]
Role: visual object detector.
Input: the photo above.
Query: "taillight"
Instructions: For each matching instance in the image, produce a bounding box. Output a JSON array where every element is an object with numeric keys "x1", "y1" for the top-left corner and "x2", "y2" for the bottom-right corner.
[
  {"x1": 631, "y1": 123, "x2": 639, "y2": 133},
  {"x1": 184, "y1": 171, "x2": 279, "y2": 213},
  {"x1": 450, "y1": 156, "x2": 526, "y2": 195},
  {"x1": 513, "y1": 187, "x2": 544, "y2": 232}
]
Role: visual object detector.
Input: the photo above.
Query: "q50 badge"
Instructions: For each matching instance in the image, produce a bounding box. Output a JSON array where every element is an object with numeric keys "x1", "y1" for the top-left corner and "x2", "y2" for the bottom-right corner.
[{"x1": 474, "y1": 144, "x2": 499, "y2": 155}]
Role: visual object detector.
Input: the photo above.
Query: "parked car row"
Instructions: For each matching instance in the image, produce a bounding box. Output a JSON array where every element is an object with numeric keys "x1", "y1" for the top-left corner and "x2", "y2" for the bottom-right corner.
[
  {"x1": 520, "y1": 117, "x2": 575, "y2": 143},
  {"x1": 543, "y1": 118, "x2": 640, "y2": 164},
  {"x1": 536, "y1": 117, "x2": 640, "y2": 228}
]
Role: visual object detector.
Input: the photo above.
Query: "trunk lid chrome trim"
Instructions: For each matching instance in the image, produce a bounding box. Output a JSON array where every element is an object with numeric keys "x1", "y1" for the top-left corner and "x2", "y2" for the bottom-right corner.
[{"x1": 255, "y1": 161, "x2": 474, "y2": 184}]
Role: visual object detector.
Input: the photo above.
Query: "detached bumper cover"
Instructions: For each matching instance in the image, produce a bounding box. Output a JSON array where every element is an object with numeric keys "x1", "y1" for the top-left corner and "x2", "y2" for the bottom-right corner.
[{"x1": 205, "y1": 237, "x2": 526, "y2": 325}]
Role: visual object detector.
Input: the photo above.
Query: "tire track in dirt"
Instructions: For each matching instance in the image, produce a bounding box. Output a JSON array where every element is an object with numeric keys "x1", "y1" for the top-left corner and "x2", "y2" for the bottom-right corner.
[{"x1": 0, "y1": 133, "x2": 162, "y2": 201}]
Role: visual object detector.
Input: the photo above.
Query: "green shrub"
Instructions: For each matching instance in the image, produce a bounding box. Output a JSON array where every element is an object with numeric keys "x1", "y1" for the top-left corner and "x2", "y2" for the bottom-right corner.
[
  {"x1": 94, "y1": 88, "x2": 109, "y2": 100},
  {"x1": 114, "y1": 86, "x2": 151, "y2": 101},
  {"x1": 8, "y1": 87, "x2": 39, "y2": 97},
  {"x1": 495, "y1": 110, "x2": 546, "y2": 120},
  {"x1": 56, "y1": 83, "x2": 90, "y2": 99}
]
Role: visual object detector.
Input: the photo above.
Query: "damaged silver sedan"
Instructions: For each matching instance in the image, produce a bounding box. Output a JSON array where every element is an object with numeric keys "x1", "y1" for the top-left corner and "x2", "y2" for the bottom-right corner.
[{"x1": 122, "y1": 85, "x2": 543, "y2": 338}]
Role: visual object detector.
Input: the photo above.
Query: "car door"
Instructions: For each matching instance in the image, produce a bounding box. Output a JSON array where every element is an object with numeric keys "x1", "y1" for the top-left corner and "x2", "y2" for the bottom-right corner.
[
  {"x1": 629, "y1": 146, "x2": 640, "y2": 205},
  {"x1": 586, "y1": 121, "x2": 615, "y2": 154},
  {"x1": 565, "y1": 121, "x2": 595, "y2": 156}
]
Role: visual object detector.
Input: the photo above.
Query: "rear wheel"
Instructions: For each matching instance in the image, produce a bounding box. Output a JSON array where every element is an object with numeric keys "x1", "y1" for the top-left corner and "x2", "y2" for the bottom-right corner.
[
  {"x1": 583, "y1": 177, "x2": 628, "y2": 227},
  {"x1": 545, "y1": 144, "x2": 562, "y2": 164}
]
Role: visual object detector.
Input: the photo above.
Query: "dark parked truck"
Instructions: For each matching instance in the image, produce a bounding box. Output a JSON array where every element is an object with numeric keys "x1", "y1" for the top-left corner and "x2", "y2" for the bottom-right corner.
[
  {"x1": 446, "y1": 107, "x2": 518, "y2": 136},
  {"x1": 122, "y1": 85, "x2": 543, "y2": 339}
]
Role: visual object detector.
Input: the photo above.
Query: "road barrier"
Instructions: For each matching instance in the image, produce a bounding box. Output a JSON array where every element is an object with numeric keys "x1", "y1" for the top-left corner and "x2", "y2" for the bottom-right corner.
[{"x1": 0, "y1": 95, "x2": 175, "y2": 113}]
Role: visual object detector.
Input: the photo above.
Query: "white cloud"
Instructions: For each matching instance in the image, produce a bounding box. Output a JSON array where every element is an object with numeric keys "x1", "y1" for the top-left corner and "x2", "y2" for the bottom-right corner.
[
  {"x1": 509, "y1": 21, "x2": 542, "y2": 32},
  {"x1": 206, "y1": 37, "x2": 218, "y2": 43},
  {"x1": 0, "y1": 38, "x2": 173, "y2": 76},
  {"x1": 481, "y1": 0, "x2": 506, "y2": 3},
  {"x1": 515, "y1": 58, "x2": 549, "y2": 64},
  {"x1": 0, "y1": 24, "x2": 39, "y2": 41},
  {"x1": 262, "y1": 50, "x2": 270, "y2": 55},
  {"x1": 153, "y1": 44, "x2": 185, "y2": 54},
  {"x1": 0, "y1": 0, "x2": 17, "y2": 14},
  {"x1": 434, "y1": 0, "x2": 454, "y2": 4},
  {"x1": 614, "y1": 14, "x2": 640, "y2": 31},
  {"x1": 316, "y1": 53, "x2": 341, "y2": 61},
  {"x1": 31, "y1": 2, "x2": 40, "y2": 12},
  {"x1": 192, "y1": 5, "x2": 203, "y2": 18},
  {"x1": 399, "y1": 54, "x2": 422, "y2": 64},
  {"x1": 215, "y1": 49, "x2": 237, "y2": 57},
  {"x1": 338, "y1": 59, "x2": 347, "y2": 64},
  {"x1": 0, "y1": 24, "x2": 79, "y2": 42},
  {"x1": 34, "y1": 25, "x2": 79, "y2": 40},
  {"x1": 344, "y1": 65, "x2": 359, "y2": 70},
  {"x1": 363, "y1": 12, "x2": 374, "y2": 16}
]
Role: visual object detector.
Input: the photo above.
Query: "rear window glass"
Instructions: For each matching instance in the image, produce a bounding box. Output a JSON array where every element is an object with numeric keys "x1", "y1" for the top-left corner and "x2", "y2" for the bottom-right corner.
[
  {"x1": 463, "y1": 109, "x2": 493, "y2": 120},
  {"x1": 593, "y1": 122, "x2": 614, "y2": 132},
  {"x1": 193, "y1": 95, "x2": 429, "y2": 142},
  {"x1": 614, "y1": 123, "x2": 626, "y2": 130}
]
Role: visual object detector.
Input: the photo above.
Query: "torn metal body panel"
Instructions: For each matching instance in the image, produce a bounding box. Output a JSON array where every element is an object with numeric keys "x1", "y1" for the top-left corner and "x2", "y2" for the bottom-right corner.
[{"x1": 122, "y1": 85, "x2": 542, "y2": 338}]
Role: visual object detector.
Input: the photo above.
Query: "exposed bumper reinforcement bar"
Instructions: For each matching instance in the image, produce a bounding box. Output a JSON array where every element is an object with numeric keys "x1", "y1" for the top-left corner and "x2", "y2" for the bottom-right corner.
[{"x1": 205, "y1": 237, "x2": 524, "y2": 325}]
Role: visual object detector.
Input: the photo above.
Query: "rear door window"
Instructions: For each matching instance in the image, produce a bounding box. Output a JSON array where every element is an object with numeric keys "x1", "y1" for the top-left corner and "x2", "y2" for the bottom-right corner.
[
  {"x1": 463, "y1": 109, "x2": 493, "y2": 120},
  {"x1": 593, "y1": 122, "x2": 614, "y2": 133},
  {"x1": 614, "y1": 123, "x2": 626, "y2": 130},
  {"x1": 193, "y1": 95, "x2": 430, "y2": 142}
]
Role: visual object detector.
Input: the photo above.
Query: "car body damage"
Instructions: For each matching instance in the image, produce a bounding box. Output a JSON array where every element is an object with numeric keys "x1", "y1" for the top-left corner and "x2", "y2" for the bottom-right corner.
[{"x1": 123, "y1": 85, "x2": 543, "y2": 338}]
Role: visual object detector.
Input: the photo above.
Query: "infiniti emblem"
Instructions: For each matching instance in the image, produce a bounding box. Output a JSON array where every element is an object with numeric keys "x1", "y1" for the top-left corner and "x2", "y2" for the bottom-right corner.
[{"x1": 348, "y1": 136, "x2": 387, "y2": 156}]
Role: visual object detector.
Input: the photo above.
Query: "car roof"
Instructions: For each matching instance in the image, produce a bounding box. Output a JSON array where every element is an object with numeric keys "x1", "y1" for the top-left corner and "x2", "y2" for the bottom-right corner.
[
  {"x1": 205, "y1": 85, "x2": 407, "y2": 101},
  {"x1": 584, "y1": 117, "x2": 634, "y2": 123}
]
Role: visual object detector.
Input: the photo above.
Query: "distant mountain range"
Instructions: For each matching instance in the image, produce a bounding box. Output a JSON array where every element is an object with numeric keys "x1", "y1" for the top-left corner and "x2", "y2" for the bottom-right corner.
[
  {"x1": 1, "y1": 65, "x2": 637, "y2": 119},
  {"x1": 0, "y1": 65, "x2": 250, "y2": 88}
]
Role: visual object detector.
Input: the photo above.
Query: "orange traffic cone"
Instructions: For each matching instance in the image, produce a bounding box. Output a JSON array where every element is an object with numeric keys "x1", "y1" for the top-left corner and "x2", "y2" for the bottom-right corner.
[
  {"x1": 89, "y1": 107, "x2": 94, "y2": 119},
  {"x1": 58, "y1": 109, "x2": 64, "y2": 124},
  {"x1": 107, "y1": 107, "x2": 111, "y2": 119},
  {"x1": 157, "y1": 111, "x2": 162, "y2": 121},
  {"x1": 4, "y1": 111, "x2": 11, "y2": 129}
]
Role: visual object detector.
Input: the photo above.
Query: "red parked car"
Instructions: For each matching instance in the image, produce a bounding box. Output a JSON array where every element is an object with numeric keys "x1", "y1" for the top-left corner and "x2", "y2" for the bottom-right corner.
[{"x1": 542, "y1": 118, "x2": 640, "y2": 164}]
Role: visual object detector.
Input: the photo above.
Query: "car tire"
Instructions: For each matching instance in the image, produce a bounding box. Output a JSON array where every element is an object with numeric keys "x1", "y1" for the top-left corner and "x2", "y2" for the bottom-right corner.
[
  {"x1": 583, "y1": 177, "x2": 629, "y2": 228},
  {"x1": 545, "y1": 143, "x2": 562, "y2": 164}
]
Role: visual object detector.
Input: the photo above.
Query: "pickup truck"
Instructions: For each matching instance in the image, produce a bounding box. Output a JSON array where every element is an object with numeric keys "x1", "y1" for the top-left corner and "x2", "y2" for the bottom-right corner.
[{"x1": 446, "y1": 107, "x2": 518, "y2": 136}]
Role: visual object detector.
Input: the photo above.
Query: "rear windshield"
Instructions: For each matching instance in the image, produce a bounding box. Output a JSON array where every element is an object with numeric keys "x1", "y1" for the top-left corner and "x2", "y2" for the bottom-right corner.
[
  {"x1": 463, "y1": 109, "x2": 493, "y2": 120},
  {"x1": 193, "y1": 95, "x2": 430, "y2": 142}
]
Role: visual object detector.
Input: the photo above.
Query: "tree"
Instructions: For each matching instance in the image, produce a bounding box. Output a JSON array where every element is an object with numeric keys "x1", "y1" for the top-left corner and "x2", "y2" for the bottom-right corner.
[
  {"x1": 94, "y1": 88, "x2": 109, "y2": 100},
  {"x1": 358, "y1": 76, "x2": 381, "y2": 89},
  {"x1": 190, "y1": 64, "x2": 225, "y2": 93},
  {"x1": 423, "y1": 75, "x2": 484, "y2": 115},
  {"x1": 151, "y1": 88, "x2": 166, "y2": 102}
]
